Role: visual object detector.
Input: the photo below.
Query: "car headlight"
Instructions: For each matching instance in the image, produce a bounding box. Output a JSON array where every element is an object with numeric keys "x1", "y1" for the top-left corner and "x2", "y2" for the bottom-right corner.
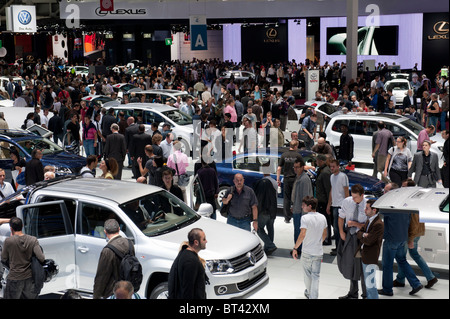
[
  {"x1": 55, "y1": 167, "x2": 73, "y2": 175},
  {"x1": 438, "y1": 146, "x2": 444, "y2": 152},
  {"x1": 206, "y1": 260, "x2": 234, "y2": 274}
]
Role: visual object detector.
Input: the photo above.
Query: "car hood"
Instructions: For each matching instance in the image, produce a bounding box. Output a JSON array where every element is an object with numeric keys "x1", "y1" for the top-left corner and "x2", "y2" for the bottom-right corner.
[
  {"x1": 148, "y1": 217, "x2": 261, "y2": 261},
  {"x1": 346, "y1": 170, "x2": 384, "y2": 190},
  {"x1": 43, "y1": 152, "x2": 86, "y2": 169}
]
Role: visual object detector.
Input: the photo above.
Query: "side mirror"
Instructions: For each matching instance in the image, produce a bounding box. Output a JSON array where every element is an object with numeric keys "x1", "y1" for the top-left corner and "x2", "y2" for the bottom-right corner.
[{"x1": 197, "y1": 203, "x2": 213, "y2": 218}]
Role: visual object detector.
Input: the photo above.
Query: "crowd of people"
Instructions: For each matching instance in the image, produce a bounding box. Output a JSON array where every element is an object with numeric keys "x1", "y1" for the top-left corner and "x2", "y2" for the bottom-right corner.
[{"x1": 0, "y1": 56, "x2": 448, "y2": 300}]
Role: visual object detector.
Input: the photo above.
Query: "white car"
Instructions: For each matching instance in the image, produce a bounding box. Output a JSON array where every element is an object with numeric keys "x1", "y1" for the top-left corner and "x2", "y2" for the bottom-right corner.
[
  {"x1": 287, "y1": 100, "x2": 338, "y2": 133},
  {"x1": 104, "y1": 102, "x2": 194, "y2": 154},
  {"x1": 0, "y1": 95, "x2": 14, "y2": 107},
  {"x1": 130, "y1": 89, "x2": 194, "y2": 105},
  {"x1": 373, "y1": 187, "x2": 449, "y2": 268},
  {"x1": 112, "y1": 83, "x2": 138, "y2": 100},
  {"x1": 82, "y1": 95, "x2": 115, "y2": 107},
  {"x1": 0, "y1": 76, "x2": 26, "y2": 95},
  {"x1": 0, "y1": 177, "x2": 268, "y2": 299},
  {"x1": 66, "y1": 66, "x2": 89, "y2": 77},
  {"x1": 325, "y1": 112, "x2": 445, "y2": 166},
  {"x1": 384, "y1": 78, "x2": 412, "y2": 105}
]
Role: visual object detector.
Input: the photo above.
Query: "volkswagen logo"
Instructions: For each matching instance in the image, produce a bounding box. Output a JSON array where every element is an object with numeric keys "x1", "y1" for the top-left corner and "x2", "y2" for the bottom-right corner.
[
  {"x1": 246, "y1": 252, "x2": 256, "y2": 266},
  {"x1": 18, "y1": 10, "x2": 32, "y2": 25}
]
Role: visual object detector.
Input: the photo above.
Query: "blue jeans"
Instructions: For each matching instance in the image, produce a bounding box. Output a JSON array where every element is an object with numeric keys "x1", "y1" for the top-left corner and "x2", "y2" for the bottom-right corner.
[
  {"x1": 440, "y1": 111, "x2": 447, "y2": 131},
  {"x1": 227, "y1": 215, "x2": 251, "y2": 232},
  {"x1": 332, "y1": 206, "x2": 341, "y2": 249},
  {"x1": 293, "y1": 213, "x2": 302, "y2": 244},
  {"x1": 301, "y1": 252, "x2": 322, "y2": 299},
  {"x1": 362, "y1": 262, "x2": 379, "y2": 299},
  {"x1": 84, "y1": 139, "x2": 95, "y2": 157},
  {"x1": 428, "y1": 116, "x2": 438, "y2": 130},
  {"x1": 396, "y1": 237, "x2": 436, "y2": 283},
  {"x1": 381, "y1": 240, "x2": 421, "y2": 293}
]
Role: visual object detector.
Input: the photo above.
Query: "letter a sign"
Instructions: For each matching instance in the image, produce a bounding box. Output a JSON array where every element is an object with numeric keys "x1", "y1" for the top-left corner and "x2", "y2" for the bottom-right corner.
[{"x1": 190, "y1": 15, "x2": 208, "y2": 51}]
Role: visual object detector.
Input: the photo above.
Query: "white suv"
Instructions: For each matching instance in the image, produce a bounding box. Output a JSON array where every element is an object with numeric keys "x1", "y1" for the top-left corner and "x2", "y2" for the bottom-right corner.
[
  {"x1": 104, "y1": 102, "x2": 194, "y2": 154},
  {"x1": 0, "y1": 177, "x2": 268, "y2": 299},
  {"x1": 325, "y1": 112, "x2": 445, "y2": 165}
]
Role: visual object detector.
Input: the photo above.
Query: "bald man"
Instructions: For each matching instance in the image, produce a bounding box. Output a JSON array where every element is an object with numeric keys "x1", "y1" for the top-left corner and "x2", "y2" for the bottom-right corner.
[
  {"x1": 222, "y1": 173, "x2": 258, "y2": 232},
  {"x1": 312, "y1": 137, "x2": 334, "y2": 156}
]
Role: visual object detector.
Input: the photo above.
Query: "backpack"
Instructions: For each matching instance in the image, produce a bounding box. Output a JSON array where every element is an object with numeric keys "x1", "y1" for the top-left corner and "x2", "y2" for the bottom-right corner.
[{"x1": 107, "y1": 239, "x2": 143, "y2": 292}]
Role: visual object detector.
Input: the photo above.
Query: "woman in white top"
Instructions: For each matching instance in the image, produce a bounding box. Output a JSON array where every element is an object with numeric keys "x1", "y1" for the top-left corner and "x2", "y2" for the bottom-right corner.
[{"x1": 384, "y1": 136, "x2": 413, "y2": 187}]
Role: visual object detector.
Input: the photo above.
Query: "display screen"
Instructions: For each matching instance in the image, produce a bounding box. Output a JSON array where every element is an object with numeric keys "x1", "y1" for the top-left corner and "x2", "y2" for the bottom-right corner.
[{"x1": 326, "y1": 25, "x2": 399, "y2": 55}]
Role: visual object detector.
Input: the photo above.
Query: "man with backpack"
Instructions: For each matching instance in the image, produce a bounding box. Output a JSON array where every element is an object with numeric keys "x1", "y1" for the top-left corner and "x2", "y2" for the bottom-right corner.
[{"x1": 93, "y1": 219, "x2": 142, "y2": 299}]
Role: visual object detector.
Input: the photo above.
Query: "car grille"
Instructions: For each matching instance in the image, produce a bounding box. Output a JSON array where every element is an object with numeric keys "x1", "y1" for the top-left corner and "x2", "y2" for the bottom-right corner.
[
  {"x1": 229, "y1": 244, "x2": 265, "y2": 273},
  {"x1": 237, "y1": 269, "x2": 267, "y2": 291}
]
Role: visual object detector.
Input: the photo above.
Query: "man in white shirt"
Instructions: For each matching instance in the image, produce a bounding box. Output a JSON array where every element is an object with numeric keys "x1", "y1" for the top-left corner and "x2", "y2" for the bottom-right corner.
[
  {"x1": 0, "y1": 168, "x2": 15, "y2": 201},
  {"x1": 160, "y1": 132, "x2": 174, "y2": 160},
  {"x1": 337, "y1": 184, "x2": 368, "y2": 299},
  {"x1": 292, "y1": 196, "x2": 327, "y2": 299},
  {"x1": 326, "y1": 159, "x2": 349, "y2": 255},
  {"x1": 40, "y1": 108, "x2": 50, "y2": 129}
]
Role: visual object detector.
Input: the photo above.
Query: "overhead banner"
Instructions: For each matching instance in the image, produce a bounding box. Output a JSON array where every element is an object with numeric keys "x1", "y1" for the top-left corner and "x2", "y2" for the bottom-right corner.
[
  {"x1": 190, "y1": 15, "x2": 208, "y2": 51},
  {"x1": 5, "y1": 5, "x2": 37, "y2": 33}
]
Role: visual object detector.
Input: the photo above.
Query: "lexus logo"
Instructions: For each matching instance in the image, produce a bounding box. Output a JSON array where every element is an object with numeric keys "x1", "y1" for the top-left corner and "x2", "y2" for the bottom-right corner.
[
  {"x1": 433, "y1": 21, "x2": 449, "y2": 34},
  {"x1": 266, "y1": 28, "x2": 278, "y2": 39},
  {"x1": 18, "y1": 10, "x2": 32, "y2": 25}
]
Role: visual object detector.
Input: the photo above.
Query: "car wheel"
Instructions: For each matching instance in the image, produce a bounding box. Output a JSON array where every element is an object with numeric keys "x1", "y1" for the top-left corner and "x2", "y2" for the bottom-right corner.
[
  {"x1": 216, "y1": 185, "x2": 231, "y2": 209},
  {"x1": 149, "y1": 282, "x2": 169, "y2": 299},
  {"x1": 179, "y1": 138, "x2": 191, "y2": 157}
]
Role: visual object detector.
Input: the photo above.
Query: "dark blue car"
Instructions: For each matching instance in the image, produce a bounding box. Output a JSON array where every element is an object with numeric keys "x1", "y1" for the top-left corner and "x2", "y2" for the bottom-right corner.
[
  {"x1": 0, "y1": 130, "x2": 86, "y2": 184},
  {"x1": 215, "y1": 148, "x2": 385, "y2": 209}
]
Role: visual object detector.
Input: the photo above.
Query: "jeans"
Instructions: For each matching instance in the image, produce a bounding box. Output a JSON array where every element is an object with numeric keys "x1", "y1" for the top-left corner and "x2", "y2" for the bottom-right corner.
[
  {"x1": 301, "y1": 252, "x2": 322, "y2": 299},
  {"x1": 440, "y1": 111, "x2": 447, "y2": 131},
  {"x1": 83, "y1": 139, "x2": 95, "y2": 157},
  {"x1": 293, "y1": 213, "x2": 302, "y2": 245},
  {"x1": 362, "y1": 262, "x2": 379, "y2": 299},
  {"x1": 257, "y1": 213, "x2": 276, "y2": 252},
  {"x1": 332, "y1": 206, "x2": 341, "y2": 249},
  {"x1": 396, "y1": 237, "x2": 436, "y2": 283},
  {"x1": 381, "y1": 240, "x2": 421, "y2": 293},
  {"x1": 227, "y1": 215, "x2": 251, "y2": 232},
  {"x1": 428, "y1": 116, "x2": 438, "y2": 130}
]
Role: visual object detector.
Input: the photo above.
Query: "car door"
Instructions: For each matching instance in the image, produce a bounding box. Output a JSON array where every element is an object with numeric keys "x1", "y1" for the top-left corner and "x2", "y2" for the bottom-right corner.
[
  {"x1": 15, "y1": 200, "x2": 76, "y2": 294},
  {"x1": 350, "y1": 119, "x2": 376, "y2": 164},
  {"x1": 74, "y1": 200, "x2": 134, "y2": 293}
]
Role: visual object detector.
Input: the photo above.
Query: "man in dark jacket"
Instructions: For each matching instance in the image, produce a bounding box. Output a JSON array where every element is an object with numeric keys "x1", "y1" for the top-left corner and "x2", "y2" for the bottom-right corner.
[
  {"x1": 338, "y1": 123, "x2": 354, "y2": 165},
  {"x1": 356, "y1": 199, "x2": 384, "y2": 299},
  {"x1": 25, "y1": 149, "x2": 44, "y2": 185},
  {"x1": 168, "y1": 228, "x2": 207, "y2": 299},
  {"x1": 103, "y1": 123, "x2": 127, "y2": 180},
  {"x1": 254, "y1": 167, "x2": 278, "y2": 255},
  {"x1": 315, "y1": 154, "x2": 332, "y2": 245},
  {"x1": 130, "y1": 124, "x2": 153, "y2": 179},
  {"x1": 93, "y1": 219, "x2": 134, "y2": 299}
]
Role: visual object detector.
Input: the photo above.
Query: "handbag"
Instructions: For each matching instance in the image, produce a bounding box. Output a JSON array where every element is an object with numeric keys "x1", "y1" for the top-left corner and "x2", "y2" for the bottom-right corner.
[
  {"x1": 220, "y1": 186, "x2": 235, "y2": 218},
  {"x1": 173, "y1": 153, "x2": 190, "y2": 187}
]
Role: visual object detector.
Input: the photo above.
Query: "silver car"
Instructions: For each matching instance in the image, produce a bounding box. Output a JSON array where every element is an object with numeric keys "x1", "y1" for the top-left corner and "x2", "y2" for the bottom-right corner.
[{"x1": 373, "y1": 187, "x2": 449, "y2": 268}]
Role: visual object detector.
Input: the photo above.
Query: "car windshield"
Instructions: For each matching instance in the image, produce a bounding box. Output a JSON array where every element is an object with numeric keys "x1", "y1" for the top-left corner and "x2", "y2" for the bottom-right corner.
[
  {"x1": 119, "y1": 190, "x2": 200, "y2": 237},
  {"x1": 17, "y1": 138, "x2": 64, "y2": 156},
  {"x1": 117, "y1": 84, "x2": 137, "y2": 92},
  {"x1": 162, "y1": 109, "x2": 192, "y2": 125},
  {"x1": 400, "y1": 118, "x2": 423, "y2": 136},
  {"x1": 386, "y1": 82, "x2": 410, "y2": 91}
]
